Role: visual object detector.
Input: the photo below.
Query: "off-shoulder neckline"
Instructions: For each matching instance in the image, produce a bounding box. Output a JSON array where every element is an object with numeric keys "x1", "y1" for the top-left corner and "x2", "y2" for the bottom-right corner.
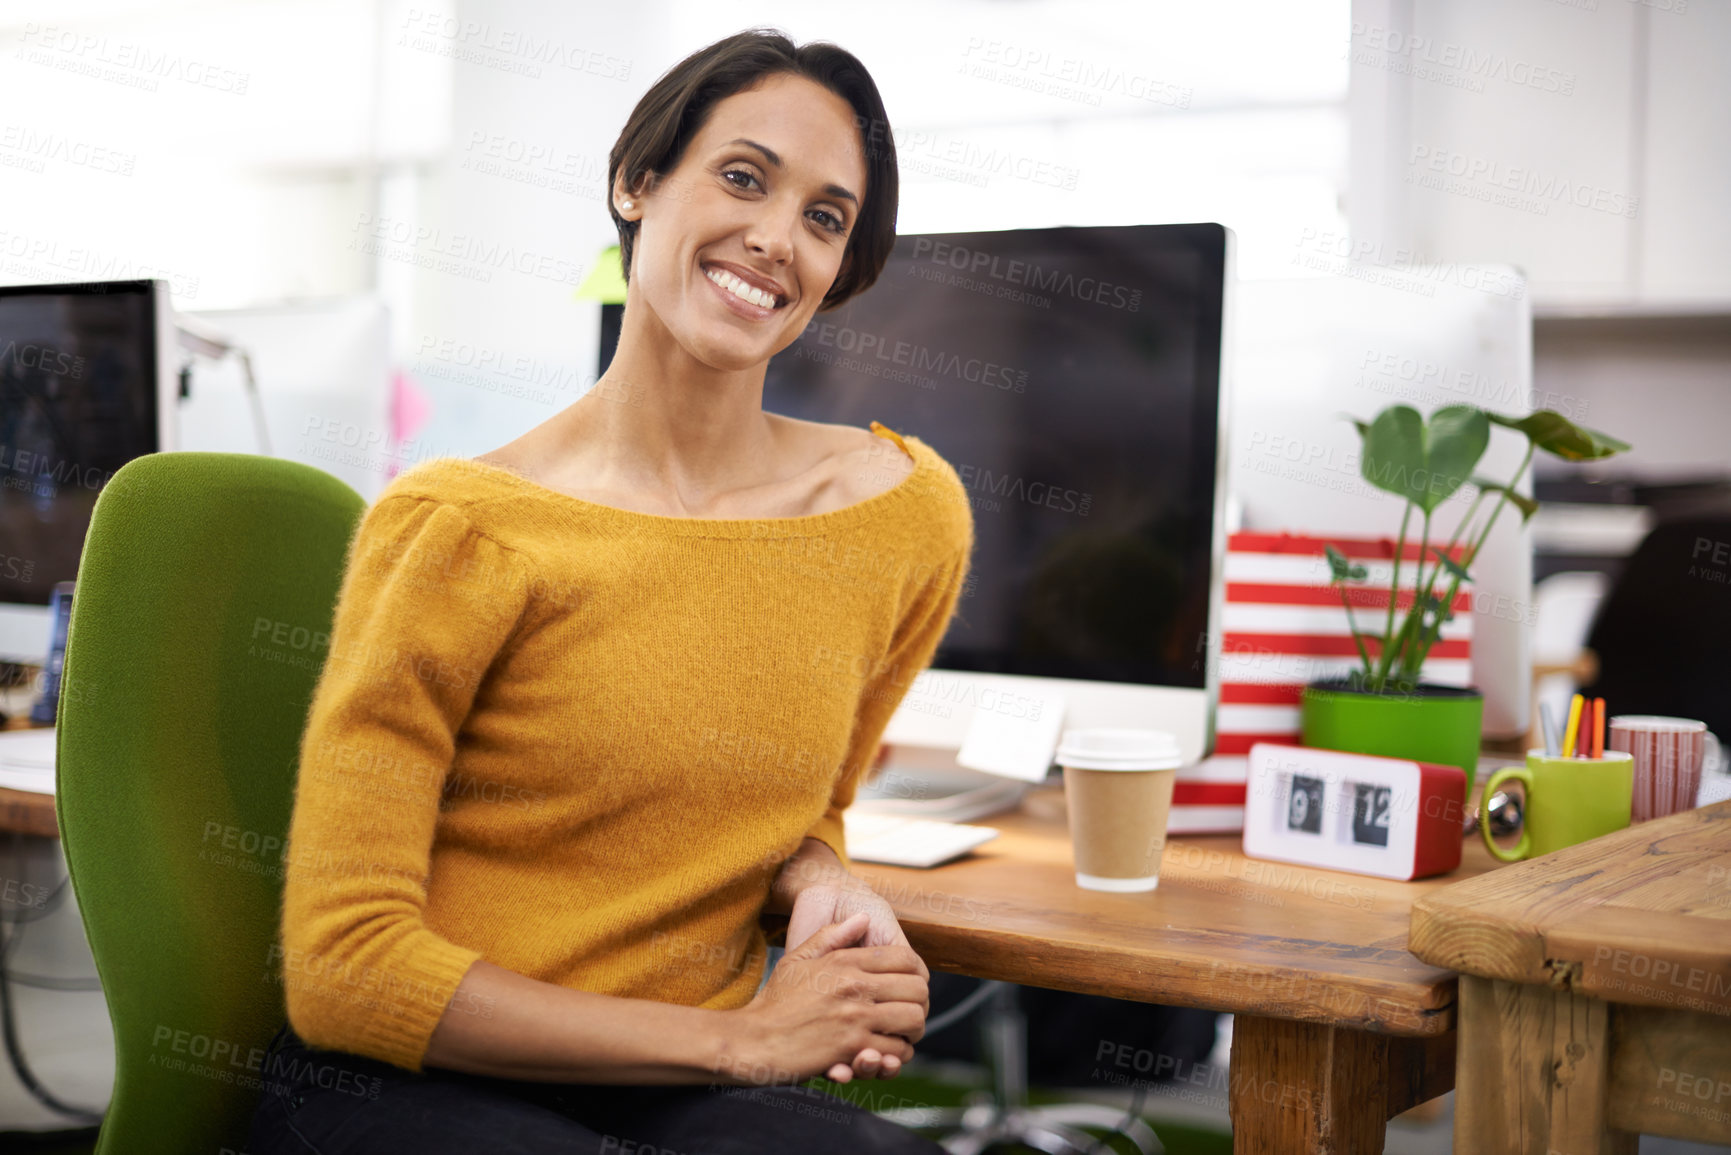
[{"x1": 401, "y1": 425, "x2": 933, "y2": 539}]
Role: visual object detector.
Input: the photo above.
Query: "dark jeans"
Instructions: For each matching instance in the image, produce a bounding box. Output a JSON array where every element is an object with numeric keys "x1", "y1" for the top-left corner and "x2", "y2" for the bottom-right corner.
[{"x1": 246, "y1": 1023, "x2": 944, "y2": 1155}]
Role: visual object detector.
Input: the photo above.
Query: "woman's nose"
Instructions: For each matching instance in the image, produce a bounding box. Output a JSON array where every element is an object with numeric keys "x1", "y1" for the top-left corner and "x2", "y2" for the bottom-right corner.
[{"x1": 744, "y1": 204, "x2": 797, "y2": 264}]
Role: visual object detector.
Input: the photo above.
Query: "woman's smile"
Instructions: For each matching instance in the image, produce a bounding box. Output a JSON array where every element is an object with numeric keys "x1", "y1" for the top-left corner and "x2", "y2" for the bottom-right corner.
[{"x1": 702, "y1": 260, "x2": 790, "y2": 320}]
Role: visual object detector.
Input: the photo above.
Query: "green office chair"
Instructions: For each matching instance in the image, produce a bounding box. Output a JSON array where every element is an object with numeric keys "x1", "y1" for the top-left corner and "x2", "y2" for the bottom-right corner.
[{"x1": 55, "y1": 452, "x2": 366, "y2": 1155}]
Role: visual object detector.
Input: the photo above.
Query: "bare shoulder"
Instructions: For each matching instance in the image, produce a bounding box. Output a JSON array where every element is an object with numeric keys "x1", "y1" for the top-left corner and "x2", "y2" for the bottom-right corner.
[
  {"x1": 472, "y1": 426, "x2": 539, "y2": 476},
  {"x1": 848, "y1": 422, "x2": 918, "y2": 485},
  {"x1": 784, "y1": 417, "x2": 918, "y2": 507}
]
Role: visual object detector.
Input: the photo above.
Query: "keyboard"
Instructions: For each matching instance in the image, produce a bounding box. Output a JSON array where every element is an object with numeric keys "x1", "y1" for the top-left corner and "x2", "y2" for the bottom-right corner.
[{"x1": 842, "y1": 810, "x2": 998, "y2": 869}]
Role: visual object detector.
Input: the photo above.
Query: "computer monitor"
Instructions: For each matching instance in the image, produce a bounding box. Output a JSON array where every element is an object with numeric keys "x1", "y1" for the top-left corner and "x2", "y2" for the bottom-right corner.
[
  {"x1": 0, "y1": 279, "x2": 177, "y2": 663},
  {"x1": 764, "y1": 223, "x2": 1234, "y2": 768},
  {"x1": 1228, "y1": 269, "x2": 1533, "y2": 738}
]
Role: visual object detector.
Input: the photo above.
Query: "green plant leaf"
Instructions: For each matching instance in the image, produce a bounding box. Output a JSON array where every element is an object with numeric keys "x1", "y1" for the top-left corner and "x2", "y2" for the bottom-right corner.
[
  {"x1": 1470, "y1": 476, "x2": 1540, "y2": 523},
  {"x1": 1360, "y1": 404, "x2": 1490, "y2": 514},
  {"x1": 1487, "y1": 410, "x2": 1630, "y2": 461},
  {"x1": 1425, "y1": 405, "x2": 1493, "y2": 507},
  {"x1": 1359, "y1": 406, "x2": 1424, "y2": 505},
  {"x1": 1428, "y1": 546, "x2": 1473, "y2": 586},
  {"x1": 1343, "y1": 413, "x2": 1371, "y2": 439},
  {"x1": 1324, "y1": 544, "x2": 1369, "y2": 584},
  {"x1": 1419, "y1": 590, "x2": 1456, "y2": 622}
]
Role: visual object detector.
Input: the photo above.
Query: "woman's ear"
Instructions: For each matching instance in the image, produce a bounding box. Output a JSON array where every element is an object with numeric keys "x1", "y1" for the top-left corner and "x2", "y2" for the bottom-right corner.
[{"x1": 613, "y1": 171, "x2": 650, "y2": 219}]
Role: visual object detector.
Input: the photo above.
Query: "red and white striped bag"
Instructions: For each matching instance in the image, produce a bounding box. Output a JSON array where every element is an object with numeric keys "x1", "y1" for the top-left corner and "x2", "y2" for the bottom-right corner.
[
  {"x1": 1216, "y1": 531, "x2": 1473, "y2": 754},
  {"x1": 1170, "y1": 532, "x2": 1472, "y2": 833}
]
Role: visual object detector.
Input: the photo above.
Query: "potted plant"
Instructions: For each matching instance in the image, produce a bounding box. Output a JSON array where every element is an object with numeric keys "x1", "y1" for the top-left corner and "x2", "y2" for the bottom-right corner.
[{"x1": 1300, "y1": 405, "x2": 1630, "y2": 792}]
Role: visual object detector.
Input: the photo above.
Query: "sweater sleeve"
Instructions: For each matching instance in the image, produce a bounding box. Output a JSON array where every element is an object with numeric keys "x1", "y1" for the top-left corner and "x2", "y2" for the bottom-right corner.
[
  {"x1": 279, "y1": 495, "x2": 532, "y2": 1072},
  {"x1": 802, "y1": 535, "x2": 974, "y2": 870}
]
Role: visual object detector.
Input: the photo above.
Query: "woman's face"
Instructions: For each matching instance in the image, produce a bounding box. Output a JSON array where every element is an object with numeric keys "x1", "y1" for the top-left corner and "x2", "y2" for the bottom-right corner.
[{"x1": 619, "y1": 72, "x2": 869, "y2": 372}]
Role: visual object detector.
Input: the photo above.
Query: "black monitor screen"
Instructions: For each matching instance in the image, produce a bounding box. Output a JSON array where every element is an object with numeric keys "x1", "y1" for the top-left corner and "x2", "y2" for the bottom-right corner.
[
  {"x1": 0, "y1": 281, "x2": 160, "y2": 605},
  {"x1": 765, "y1": 223, "x2": 1227, "y2": 690}
]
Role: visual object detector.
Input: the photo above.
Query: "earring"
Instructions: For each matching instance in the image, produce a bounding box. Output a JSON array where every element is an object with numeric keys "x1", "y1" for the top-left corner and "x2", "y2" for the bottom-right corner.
[{"x1": 621, "y1": 199, "x2": 634, "y2": 211}]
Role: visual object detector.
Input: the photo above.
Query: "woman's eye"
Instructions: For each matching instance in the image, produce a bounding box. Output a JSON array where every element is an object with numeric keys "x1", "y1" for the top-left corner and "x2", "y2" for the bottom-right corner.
[{"x1": 720, "y1": 164, "x2": 844, "y2": 235}]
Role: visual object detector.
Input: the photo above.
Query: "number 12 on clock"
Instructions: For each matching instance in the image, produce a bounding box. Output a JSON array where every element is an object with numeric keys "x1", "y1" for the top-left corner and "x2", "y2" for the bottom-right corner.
[{"x1": 1351, "y1": 783, "x2": 1392, "y2": 847}]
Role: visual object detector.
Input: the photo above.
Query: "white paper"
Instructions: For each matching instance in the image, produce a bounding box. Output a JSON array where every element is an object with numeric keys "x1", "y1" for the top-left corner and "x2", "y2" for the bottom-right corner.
[{"x1": 954, "y1": 689, "x2": 1067, "y2": 783}]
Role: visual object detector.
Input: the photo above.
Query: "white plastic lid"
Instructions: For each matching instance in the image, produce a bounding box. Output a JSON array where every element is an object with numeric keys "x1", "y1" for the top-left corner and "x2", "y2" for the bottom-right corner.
[
  {"x1": 1055, "y1": 727, "x2": 1183, "y2": 771},
  {"x1": 1610, "y1": 715, "x2": 1707, "y2": 732}
]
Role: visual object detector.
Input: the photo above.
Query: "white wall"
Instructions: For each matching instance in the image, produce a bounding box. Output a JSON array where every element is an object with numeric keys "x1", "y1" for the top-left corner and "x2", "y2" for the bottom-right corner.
[
  {"x1": 397, "y1": 0, "x2": 669, "y2": 459},
  {"x1": 1349, "y1": 0, "x2": 1731, "y2": 310}
]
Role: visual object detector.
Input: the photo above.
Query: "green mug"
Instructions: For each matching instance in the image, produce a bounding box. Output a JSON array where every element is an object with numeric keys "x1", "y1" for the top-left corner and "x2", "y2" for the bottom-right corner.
[{"x1": 1481, "y1": 750, "x2": 1634, "y2": 862}]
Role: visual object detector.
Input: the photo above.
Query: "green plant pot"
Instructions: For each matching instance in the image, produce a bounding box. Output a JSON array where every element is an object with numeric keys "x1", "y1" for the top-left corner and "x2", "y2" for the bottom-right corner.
[{"x1": 1299, "y1": 679, "x2": 1485, "y2": 794}]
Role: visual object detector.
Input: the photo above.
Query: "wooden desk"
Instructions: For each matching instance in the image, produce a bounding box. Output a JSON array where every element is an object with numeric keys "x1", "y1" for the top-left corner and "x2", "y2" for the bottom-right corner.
[
  {"x1": 0, "y1": 713, "x2": 57, "y2": 838},
  {"x1": 1411, "y1": 799, "x2": 1731, "y2": 1152},
  {"x1": 851, "y1": 785, "x2": 1512, "y2": 1154}
]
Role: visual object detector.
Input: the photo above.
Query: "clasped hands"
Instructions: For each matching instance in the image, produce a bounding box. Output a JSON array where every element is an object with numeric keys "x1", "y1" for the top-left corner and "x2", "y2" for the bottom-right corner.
[{"x1": 779, "y1": 881, "x2": 929, "y2": 1084}]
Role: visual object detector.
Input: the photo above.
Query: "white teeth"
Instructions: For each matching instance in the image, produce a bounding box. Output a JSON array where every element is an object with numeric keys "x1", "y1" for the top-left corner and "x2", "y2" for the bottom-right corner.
[{"x1": 706, "y1": 267, "x2": 777, "y2": 309}]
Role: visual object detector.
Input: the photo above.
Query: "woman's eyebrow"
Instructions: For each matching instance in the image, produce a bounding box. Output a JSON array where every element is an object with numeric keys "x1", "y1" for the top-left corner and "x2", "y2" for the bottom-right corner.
[{"x1": 725, "y1": 137, "x2": 859, "y2": 207}]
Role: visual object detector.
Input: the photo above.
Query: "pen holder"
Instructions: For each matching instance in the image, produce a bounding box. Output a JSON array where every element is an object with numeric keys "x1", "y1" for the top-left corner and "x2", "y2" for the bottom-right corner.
[{"x1": 1480, "y1": 750, "x2": 1632, "y2": 862}]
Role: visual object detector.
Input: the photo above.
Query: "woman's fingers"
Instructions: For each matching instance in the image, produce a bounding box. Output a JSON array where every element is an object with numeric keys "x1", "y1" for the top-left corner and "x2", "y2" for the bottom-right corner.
[
  {"x1": 854, "y1": 1049, "x2": 903, "y2": 1078},
  {"x1": 785, "y1": 912, "x2": 870, "y2": 961},
  {"x1": 834, "y1": 943, "x2": 928, "y2": 979},
  {"x1": 872, "y1": 1001, "x2": 929, "y2": 1044},
  {"x1": 862, "y1": 917, "x2": 910, "y2": 950},
  {"x1": 862, "y1": 972, "x2": 930, "y2": 1014},
  {"x1": 850, "y1": 1048, "x2": 884, "y2": 1079},
  {"x1": 827, "y1": 1061, "x2": 855, "y2": 1083},
  {"x1": 867, "y1": 1033, "x2": 916, "y2": 1064}
]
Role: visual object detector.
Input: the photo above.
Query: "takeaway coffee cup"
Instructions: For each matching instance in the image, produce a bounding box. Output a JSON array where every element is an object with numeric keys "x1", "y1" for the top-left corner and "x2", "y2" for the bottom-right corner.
[{"x1": 1057, "y1": 728, "x2": 1184, "y2": 892}]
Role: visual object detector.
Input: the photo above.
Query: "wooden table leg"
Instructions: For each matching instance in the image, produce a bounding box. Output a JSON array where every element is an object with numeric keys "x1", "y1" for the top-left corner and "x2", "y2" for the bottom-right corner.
[
  {"x1": 1607, "y1": 1004, "x2": 1731, "y2": 1144},
  {"x1": 1228, "y1": 1015, "x2": 1393, "y2": 1154},
  {"x1": 1454, "y1": 974, "x2": 1638, "y2": 1155}
]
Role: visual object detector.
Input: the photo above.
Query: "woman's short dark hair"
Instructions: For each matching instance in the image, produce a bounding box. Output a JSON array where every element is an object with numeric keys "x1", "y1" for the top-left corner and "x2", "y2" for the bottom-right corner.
[{"x1": 607, "y1": 29, "x2": 898, "y2": 313}]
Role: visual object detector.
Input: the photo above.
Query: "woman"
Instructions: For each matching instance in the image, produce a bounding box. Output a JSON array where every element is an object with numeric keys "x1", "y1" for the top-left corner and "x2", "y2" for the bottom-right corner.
[{"x1": 247, "y1": 27, "x2": 974, "y2": 1155}]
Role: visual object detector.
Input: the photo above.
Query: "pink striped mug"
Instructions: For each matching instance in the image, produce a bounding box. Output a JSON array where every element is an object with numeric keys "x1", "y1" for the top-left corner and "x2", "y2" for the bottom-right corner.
[{"x1": 1608, "y1": 716, "x2": 1720, "y2": 823}]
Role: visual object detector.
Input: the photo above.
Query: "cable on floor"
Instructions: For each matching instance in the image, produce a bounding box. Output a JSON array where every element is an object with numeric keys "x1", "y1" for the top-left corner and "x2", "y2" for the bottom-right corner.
[{"x1": 0, "y1": 832, "x2": 105, "y2": 1124}]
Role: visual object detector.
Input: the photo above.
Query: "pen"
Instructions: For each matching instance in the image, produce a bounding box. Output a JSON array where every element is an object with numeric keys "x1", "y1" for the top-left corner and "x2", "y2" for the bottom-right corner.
[
  {"x1": 1563, "y1": 694, "x2": 1583, "y2": 759},
  {"x1": 1593, "y1": 696, "x2": 1606, "y2": 759},
  {"x1": 1540, "y1": 700, "x2": 1560, "y2": 757}
]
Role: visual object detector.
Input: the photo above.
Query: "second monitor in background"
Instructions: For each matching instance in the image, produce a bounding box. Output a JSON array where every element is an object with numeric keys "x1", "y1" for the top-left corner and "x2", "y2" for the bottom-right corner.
[{"x1": 0, "y1": 279, "x2": 177, "y2": 664}]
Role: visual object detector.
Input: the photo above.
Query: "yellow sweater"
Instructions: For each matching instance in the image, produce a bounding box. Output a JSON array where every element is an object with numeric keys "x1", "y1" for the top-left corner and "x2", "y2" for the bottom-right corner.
[{"x1": 279, "y1": 422, "x2": 975, "y2": 1072}]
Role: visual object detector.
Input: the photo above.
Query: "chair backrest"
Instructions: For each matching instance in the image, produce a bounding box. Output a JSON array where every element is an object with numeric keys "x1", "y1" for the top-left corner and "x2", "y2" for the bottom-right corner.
[
  {"x1": 1584, "y1": 515, "x2": 1731, "y2": 741},
  {"x1": 56, "y1": 452, "x2": 365, "y2": 1155}
]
